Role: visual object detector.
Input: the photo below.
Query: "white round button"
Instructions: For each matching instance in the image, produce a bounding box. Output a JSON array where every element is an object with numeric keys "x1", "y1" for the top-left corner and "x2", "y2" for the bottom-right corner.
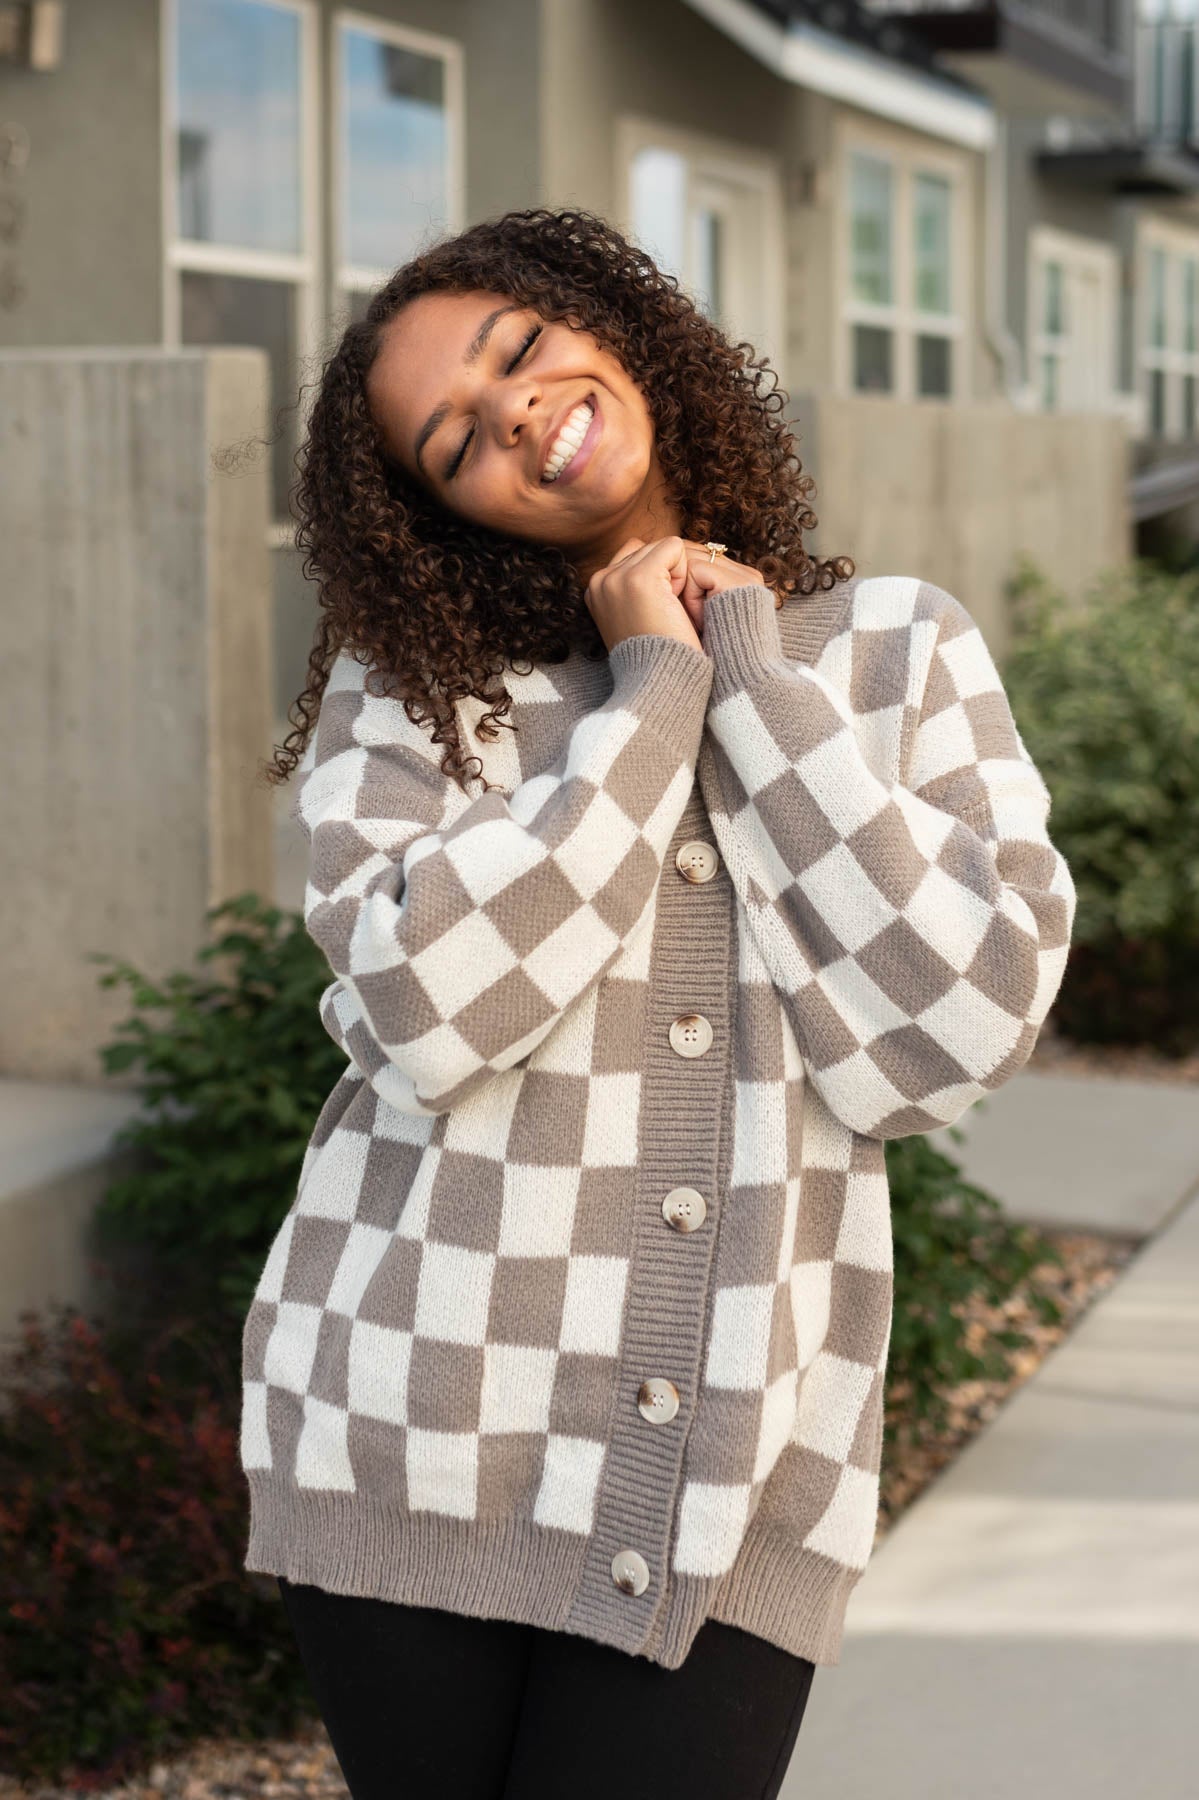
[
  {"x1": 669, "y1": 1013, "x2": 713, "y2": 1057},
  {"x1": 661, "y1": 1187, "x2": 707, "y2": 1232},
  {"x1": 611, "y1": 1547, "x2": 650, "y2": 1596},
  {"x1": 675, "y1": 840, "x2": 720, "y2": 883},
  {"x1": 637, "y1": 1377, "x2": 680, "y2": 1423}
]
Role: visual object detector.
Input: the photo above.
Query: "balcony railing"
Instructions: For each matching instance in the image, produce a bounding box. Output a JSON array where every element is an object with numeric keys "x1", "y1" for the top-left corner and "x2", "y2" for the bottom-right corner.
[
  {"x1": 860, "y1": 0, "x2": 1125, "y2": 55},
  {"x1": 1136, "y1": 17, "x2": 1199, "y2": 141}
]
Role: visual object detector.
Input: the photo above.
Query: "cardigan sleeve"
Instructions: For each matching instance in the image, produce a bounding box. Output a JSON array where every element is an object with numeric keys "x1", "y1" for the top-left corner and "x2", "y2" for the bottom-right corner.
[
  {"x1": 297, "y1": 631, "x2": 714, "y2": 1116},
  {"x1": 698, "y1": 579, "x2": 1076, "y2": 1140}
]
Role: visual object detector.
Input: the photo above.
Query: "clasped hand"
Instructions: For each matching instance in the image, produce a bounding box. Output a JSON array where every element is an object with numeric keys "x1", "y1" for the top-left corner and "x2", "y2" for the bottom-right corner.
[{"x1": 585, "y1": 534, "x2": 780, "y2": 656}]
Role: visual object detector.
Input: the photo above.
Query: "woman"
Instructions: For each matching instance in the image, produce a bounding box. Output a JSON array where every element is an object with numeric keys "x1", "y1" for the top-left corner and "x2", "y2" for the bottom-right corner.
[{"x1": 242, "y1": 207, "x2": 1075, "y2": 1800}]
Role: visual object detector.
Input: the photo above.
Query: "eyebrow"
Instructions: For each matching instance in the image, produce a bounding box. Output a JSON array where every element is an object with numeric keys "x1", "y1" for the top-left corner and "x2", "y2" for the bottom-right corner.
[{"x1": 413, "y1": 303, "x2": 523, "y2": 474}]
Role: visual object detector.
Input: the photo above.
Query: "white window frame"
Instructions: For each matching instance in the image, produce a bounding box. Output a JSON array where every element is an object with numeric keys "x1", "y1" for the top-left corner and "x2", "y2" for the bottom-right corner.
[
  {"x1": 331, "y1": 10, "x2": 465, "y2": 323},
  {"x1": 161, "y1": 0, "x2": 320, "y2": 537},
  {"x1": 834, "y1": 116, "x2": 971, "y2": 403},
  {"x1": 614, "y1": 113, "x2": 785, "y2": 380},
  {"x1": 1137, "y1": 214, "x2": 1199, "y2": 442},
  {"x1": 1026, "y1": 225, "x2": 1121, "y2": 420}
]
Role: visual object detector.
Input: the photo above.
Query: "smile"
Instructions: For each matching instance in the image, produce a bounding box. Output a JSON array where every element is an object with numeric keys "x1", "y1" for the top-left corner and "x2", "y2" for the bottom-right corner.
[{"x1": 541, "y1": 397, "x2": 600, "y2": 486}]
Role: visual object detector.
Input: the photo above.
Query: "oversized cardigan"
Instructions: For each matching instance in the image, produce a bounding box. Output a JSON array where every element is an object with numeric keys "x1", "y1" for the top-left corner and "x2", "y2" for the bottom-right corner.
[{"x1": 240, "y1": 571, "x2": 1076, "y2": 1670}]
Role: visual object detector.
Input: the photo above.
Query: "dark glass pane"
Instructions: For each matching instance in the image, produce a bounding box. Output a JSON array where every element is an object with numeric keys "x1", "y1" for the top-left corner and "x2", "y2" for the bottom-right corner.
[
  {"x1": 1044, "y1": 260, "x2": 1065, "y2": 336},
  {"x1": 691, "y1": 206, "x2": 723, "y2": 319},
  {"x1": 913, "y1": 172, "x2": 951, "y2": 315},
  {"x1": 1150, "y1": 367, "x2": 1167, "y2": 436},
  {"x1": 1041, "y1": 353, "x2": 1058, "y2": 410},
  {"x1": 1149, "y1": 248, "x2": 1168, "y2": 350},
  {"x1": 181, "y1": 270, "x2": 297, "y2": 520},
  {"x1": 916, "y1": 333, "x2": 952, "y2": 398},
  {"x1": 1184, "y1": 373, "x2": 1196, "y2": 437},
  {"x1": 850, "y1": 152, "x2": 892, "y2": 306},
  {"x1": 853, "y1": 323, "x2": 892, "y2": 392}
]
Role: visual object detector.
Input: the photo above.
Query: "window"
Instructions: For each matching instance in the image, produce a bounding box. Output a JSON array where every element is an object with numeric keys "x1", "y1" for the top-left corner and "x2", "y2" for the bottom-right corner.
[
  {"x1": 1148, "y1": 242, "x2": 1168, "y2": 434},
  {"x1": 1136, "y1": 2, "x2": 1199, "y2": 143},
  {"x1": 165, "y1": 2, "x2": 463, "y2": 529},
  {"x1": 333, "y1": 13, "x2": 464, "y2": 324},
  {"x1": 913, "y1": 172, "x2": 953, "y2": 399},
  {"x1": 1027, "y1": 226, "x2": 1118, "y2": 417},
  {"x1": 1139, "y1": 221, "x2": 1199, "y2": 441},
  {"x1": 619, "y1": 117, "x2": 784, "y2": 376},
  {"x1": 841, "y1": 137, "x2": 965, "y2": 402},
  {"x1": 1184, "y1": 255, "x2": 1198, "y2": 435},
  {"x1": 165, "y1": 0, "x2": 317, "y2": 524},
  {"x1": 1037, "y1": 258, "x2": 1066, "y2": 410}
]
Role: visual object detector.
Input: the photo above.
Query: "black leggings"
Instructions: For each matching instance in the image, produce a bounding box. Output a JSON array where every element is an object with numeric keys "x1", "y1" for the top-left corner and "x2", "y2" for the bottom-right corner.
[{"x1": 277, "y1": 1576, "x2": 817, "y2": 1800}]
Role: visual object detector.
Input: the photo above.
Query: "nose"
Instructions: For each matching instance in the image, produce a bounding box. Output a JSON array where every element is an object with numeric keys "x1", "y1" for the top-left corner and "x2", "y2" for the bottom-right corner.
[{"x1": 493, "y1": 379, "x2": 539, "y2": 451}]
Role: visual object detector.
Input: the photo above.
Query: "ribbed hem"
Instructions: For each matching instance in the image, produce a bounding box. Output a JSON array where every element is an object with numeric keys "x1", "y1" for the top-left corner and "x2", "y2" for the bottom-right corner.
[
  {"x1": 704, "y1": 1520, "x2": 861, "y2": 1667},
  {"x1": 606, "y1": 630, "x2": 714, "y2": 763},
  {"x1": 244, "y1": 1477, "x2": 859, "y2": 1670},
  {"x1": 247, "y1": 1482, "x2": 586, "y2": 1633},
  {"x1": 701, "y1": 582, "x2": 787, "y2": 700}
]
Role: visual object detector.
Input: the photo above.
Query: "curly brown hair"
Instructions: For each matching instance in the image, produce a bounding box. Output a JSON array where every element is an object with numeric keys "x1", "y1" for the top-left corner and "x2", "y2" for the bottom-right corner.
[{"x1": 266, "y1": 204, "x2": 853, "y2": 795}]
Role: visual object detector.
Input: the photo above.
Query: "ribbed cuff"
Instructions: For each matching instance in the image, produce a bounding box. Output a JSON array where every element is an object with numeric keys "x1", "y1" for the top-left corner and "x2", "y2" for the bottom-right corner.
[
  {"x1": 607, "y1": 630, "x2": 715, "y2": 764},
  {"x1": 700, "y1": 583, "x2": 786, "y2": 700}
]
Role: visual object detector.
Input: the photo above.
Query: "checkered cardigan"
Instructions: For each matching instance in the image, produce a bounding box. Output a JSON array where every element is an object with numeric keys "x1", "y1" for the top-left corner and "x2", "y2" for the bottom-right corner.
[{"x1": 240, "y1": 572, "x2": 1075, "y2": 1670}]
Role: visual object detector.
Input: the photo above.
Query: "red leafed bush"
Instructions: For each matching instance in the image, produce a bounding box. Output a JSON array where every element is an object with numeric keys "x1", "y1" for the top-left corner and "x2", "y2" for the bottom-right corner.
[{"x1": 0, "y1": 1298, "x2": 314, "y2": 1785}]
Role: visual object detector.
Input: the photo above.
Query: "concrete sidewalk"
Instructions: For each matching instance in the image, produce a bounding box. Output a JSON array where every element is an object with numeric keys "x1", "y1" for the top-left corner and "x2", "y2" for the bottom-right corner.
[
  {"x1": 925, "y1": 1066, "x2": 1199, "y2": 1237},
  {"x1": 781, "y1": 1072, "x2": 1199, "y2": 1799}
]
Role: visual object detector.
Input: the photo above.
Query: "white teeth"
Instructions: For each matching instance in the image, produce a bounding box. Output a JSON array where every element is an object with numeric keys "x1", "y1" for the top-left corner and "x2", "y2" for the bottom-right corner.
[{"x1": 542, "y1": 400, "x2": 595, "y2": 481}]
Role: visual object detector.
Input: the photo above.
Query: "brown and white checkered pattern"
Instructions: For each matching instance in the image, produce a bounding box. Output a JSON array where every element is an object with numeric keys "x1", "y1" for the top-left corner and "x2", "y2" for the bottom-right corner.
[
  {"x1": 240, "y1": 573, "x2": 1075, "y2": 1667},
  {"x1": 700, "y1": 575, "x2": 1076, "y2": 1139}
]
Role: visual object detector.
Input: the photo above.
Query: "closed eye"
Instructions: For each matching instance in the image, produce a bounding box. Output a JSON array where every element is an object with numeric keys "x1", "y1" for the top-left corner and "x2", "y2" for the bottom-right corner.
[{"x1": 445, "y1": 323, "x2": 543, "y2": 479}]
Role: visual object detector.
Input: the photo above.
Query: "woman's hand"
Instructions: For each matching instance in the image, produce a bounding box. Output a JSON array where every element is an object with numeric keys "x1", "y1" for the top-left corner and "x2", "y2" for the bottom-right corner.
[
  {"x1": 587, "y1": 536, "x2": 780, "y2": 654},
  {"x1": 670, "y1": 541, "x2": 778, "y2": 640},
  {"x1": 585, "y1": 535, "x2": 706, "y2": 655},
  {"x1": 597, "y1": 532, "x2": 774, "y2": 648}
]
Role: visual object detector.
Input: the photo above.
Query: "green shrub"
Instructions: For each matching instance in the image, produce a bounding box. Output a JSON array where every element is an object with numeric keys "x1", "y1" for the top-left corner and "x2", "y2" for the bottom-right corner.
[
  {"x1": 884, "y1": 1121, "x2": 1063, "y2": 1450},
  {"x1": 0, "y1": 1303, "x2": 314, "y2": 1785},
  {"x1": 90, "y1": 893, "x2": 348, "y2": 1325},
  {"x1": 1001, "y1": 555, "x2": 1199, "y2": 1051}
]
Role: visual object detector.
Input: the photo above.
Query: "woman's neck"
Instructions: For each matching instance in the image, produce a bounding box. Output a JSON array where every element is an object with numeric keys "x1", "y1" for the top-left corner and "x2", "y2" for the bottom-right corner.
[{"x1": 567, "y1": 471, "x2": 684, "y2": 590}]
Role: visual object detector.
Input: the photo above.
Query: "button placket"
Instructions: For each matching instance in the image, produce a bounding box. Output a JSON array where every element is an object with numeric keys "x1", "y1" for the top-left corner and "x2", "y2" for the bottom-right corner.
[{"x1": 565, "y1": 795, "x2": 735, "y2": 1653}]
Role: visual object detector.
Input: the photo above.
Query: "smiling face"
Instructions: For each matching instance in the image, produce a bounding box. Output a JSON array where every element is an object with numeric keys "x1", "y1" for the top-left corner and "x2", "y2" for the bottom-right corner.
[{"x1": 364, "y1": 288, "x2": 682, "y2": 584}]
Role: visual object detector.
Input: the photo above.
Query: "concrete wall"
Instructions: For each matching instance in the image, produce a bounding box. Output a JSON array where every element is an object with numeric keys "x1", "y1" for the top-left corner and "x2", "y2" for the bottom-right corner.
[
  {"x1": 796, "y1": 390, "x2": 1132, "y2": 653},
  {"x1": 0, "y1": 347, "x2": 275, "y2": 1083},
  {"x1": 0, "y1": 0, "x2": 163, "y2": 347}
]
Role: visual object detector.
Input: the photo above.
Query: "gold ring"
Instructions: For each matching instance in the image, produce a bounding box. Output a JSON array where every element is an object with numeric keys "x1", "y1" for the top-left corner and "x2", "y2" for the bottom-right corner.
[{"x1": 705, "y1": 541, "x2": 727, "y2": 563}]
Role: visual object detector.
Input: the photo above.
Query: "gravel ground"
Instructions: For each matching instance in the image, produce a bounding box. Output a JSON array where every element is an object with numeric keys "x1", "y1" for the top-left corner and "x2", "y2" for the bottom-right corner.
[
  {"x1": 2, "y1": 1021, "x2": 1169, "y2": 1799},
  {"x1": 0, "y1": 1737, "x2": 353, "y2": 1800}
]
